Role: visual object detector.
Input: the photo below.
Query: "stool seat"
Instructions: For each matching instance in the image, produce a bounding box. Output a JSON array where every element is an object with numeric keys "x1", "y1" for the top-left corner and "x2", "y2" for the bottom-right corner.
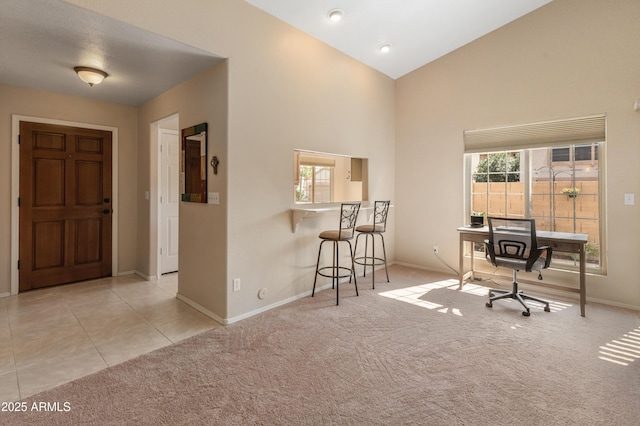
[
  {"x1": 312, "y1": 203, "x2": 361, "y2": 305},
  {"x1": 319, "y1": 229, "x2": 354, "y2": 240},
  {"x1": 354, "y1": 201, "x2": 390, "y2": 289},
  {"x1": 355, "y1": 224, "x2": 385, "y2": 233}
]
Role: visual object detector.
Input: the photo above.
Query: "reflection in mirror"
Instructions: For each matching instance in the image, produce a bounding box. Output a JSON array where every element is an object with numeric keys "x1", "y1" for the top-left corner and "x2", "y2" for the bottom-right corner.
[
  {"x1": 181, "y1": 123, "x2": 208, "y2": 203},
  {"x1": 294, "y1": 150, "x2": 368, "y2": 204}
]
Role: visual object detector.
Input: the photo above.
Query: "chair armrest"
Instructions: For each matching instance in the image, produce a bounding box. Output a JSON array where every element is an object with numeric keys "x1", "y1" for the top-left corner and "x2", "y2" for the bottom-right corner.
[
  {"x1": 484, "y1": 239, "x2": 497, "y2": 265},
  {"x1": 525, "y1": 245, "x2": 553, "y2": 271},
  {"x1": 540, "y1": 245, "x2": 553, "y2": 269}
]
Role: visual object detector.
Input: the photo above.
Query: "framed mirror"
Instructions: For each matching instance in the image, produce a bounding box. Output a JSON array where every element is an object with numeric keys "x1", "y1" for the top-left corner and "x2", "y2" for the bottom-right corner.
[{"x1": 181, "y1": 123, "x2": 208, "y2": 203}]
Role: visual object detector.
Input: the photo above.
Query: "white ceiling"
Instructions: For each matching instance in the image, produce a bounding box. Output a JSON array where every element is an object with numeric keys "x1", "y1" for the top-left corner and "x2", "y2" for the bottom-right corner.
[
  {"x1": 0, "y1": 0, "x2": 553, "y2": 107},
  {"x1": 246, "y1": 0, "x2": 553, "y2": 79},
  {"x1": 0, "y1": 0, "x2": 223, "y2": 106}
]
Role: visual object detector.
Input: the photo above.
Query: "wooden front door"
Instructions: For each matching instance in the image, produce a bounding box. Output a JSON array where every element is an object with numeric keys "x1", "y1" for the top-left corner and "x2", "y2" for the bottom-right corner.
[{"x1": 19, "y1": 122, "x2": 112, "y2": 291}]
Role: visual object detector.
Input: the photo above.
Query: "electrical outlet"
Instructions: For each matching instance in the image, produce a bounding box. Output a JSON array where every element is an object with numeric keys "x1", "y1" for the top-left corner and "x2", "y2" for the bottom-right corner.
[
  {"x1": 233, "y1": 278, "x2": 240, "y2": 292},
  {"x1": 433, "y1": 245, "x2": 439, "y2": 254}
]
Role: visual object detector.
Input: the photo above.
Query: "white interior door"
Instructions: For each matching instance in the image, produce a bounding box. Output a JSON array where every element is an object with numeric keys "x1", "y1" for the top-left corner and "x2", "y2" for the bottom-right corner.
[{"x1": 159, "y1": 128, "x2": 180, "y2": 274}]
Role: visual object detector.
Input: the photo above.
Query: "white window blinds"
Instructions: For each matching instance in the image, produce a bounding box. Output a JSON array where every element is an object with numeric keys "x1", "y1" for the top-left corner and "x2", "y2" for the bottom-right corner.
[
  {"x1": 298, "y1": 153, "x2": 336, "y2": 167},
  {"x1": 463, "y1": 114, "x2": 606, "y2": 153}
]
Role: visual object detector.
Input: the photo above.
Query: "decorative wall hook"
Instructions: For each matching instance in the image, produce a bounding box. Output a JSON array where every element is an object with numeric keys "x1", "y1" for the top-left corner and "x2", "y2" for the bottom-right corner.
[{"x1": 211, "y1": 156, "x2": 219, "y2": 175}]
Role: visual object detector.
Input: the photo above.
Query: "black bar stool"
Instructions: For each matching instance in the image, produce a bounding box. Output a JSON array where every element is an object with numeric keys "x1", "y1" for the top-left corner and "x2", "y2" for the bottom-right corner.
[
  {"x1": 354, "y1": 201, "x2": 390, "y2": 289},
  {"x1": 312, "y1": 203, "x2": 361, "y2": 305}
]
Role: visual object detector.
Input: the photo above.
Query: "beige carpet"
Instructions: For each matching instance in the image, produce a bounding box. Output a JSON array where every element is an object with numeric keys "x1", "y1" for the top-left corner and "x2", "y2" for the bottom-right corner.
[{"x1": 4, "y1": 265, "x2": 639, "y2": 425}]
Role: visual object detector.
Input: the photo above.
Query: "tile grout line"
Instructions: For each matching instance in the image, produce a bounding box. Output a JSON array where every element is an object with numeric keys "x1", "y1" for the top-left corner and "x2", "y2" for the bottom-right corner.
[
  {"x1": 101, "y1": 284, "x2": 178, "y2": 350},
  {"x1": 64, "y1": 290, "x2": 111, "y2": 371},
  {"x1": 3, "y1": 302, "x2": 21, "y2": 401}
]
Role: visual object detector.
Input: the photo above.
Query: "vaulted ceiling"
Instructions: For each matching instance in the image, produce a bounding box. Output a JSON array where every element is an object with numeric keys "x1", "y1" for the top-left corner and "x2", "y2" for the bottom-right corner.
[
  {"x1": 0, "y1": 0, "x2": 552, "y2": 106},
  {"x1": 246, "y1": 0, "x2": 553, "y2": 79}
]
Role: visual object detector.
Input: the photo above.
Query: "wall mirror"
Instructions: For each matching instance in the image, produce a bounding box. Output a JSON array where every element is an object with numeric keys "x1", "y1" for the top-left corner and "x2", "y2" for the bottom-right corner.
[
  {"x1": 181, "y1": 123, "x2": 208, "y2": 203},
  {"x1": 294, "y1": 149, "x2": 368, "y2": 204}
]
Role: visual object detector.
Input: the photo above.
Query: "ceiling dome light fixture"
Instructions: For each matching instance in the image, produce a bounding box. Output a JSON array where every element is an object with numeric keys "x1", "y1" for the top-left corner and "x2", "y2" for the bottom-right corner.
[
  {"x1": 328, "y1": 9, "x2": 343, "y2": 22},
  {"x1": 379, "y1": 43, "x2": 392, "y2": 54},
  {"x1": 74, "y1": 66, "x2": 108, "y2": 86}
]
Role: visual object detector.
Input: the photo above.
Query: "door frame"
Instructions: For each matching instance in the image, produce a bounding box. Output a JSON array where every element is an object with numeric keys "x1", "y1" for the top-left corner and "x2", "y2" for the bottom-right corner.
[
  {"x1": 158, "y1": 127, "x2": 180, "y2": 275},
  {"x1": 11, "y1": 115, "x2": 119, "y2": 295},
  {"x1": 151, "y1": 113, "x2": 179, "y2": 280}
]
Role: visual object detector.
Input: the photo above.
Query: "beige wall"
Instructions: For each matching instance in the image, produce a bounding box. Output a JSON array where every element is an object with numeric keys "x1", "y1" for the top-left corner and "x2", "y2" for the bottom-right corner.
[
  {"x1": 67, "y1": 0, "x2": 396, "y2": 321},
  {"x1": 138, "y1": 62, "x2": 229, "y2": 320},
  {"x1": 0, "y1": 84, "x2": 139, "y2": 295},
  {"x1": 7, "y1": 0, "x2": 638, "y2": 317},
  {"x1": 396, "y1": 0, "x2": 640, "y2": 309}
]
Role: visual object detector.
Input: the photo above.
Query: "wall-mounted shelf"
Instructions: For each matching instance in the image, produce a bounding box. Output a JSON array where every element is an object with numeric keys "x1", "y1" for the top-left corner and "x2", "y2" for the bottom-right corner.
[{"x1": 291, "y1": 203, "x2": 389, "y2": 233}]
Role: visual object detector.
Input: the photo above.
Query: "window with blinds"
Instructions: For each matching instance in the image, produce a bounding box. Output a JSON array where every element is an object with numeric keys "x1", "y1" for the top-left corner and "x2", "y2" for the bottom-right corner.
[{"x1": 463, "y1": 115, "x2": 606, "y2": 273}]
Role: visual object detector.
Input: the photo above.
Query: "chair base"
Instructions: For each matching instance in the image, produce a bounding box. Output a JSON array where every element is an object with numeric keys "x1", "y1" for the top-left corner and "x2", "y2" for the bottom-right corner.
[
  {"x1": 353, "y1": 232, "x2": 389, "y2": 289},
  {"x1": 485, "y1": 273, "x2": 550, "y2": 316}
]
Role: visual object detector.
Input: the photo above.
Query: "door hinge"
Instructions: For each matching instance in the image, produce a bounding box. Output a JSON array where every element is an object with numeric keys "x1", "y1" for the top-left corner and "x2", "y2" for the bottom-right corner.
[
  {"x1": 160, "y1": 247, "x2": 163, "y2": 255},
  {"x1": 17, "y1": 260, "x2": 20, "y2": 270},
  {"x1": 18, "y1": 197, "x2": 20, "y2": 207}
]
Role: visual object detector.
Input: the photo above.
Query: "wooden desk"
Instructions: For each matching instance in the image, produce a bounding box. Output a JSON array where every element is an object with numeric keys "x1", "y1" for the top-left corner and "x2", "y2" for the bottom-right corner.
[{"x1": 457, "y1": 226, "x2": 589, "y2": 316}]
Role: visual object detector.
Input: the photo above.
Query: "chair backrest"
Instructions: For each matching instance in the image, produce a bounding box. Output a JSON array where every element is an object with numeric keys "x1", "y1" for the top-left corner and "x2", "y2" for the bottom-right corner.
[
  {"x1": 339, "y1": 202, "x2": 361, "y2": 238},
  {"x1": 487, "y1": 217, "x2": 537, "y2": 261},
  {"x1": 373, "y1": 201, "x2": 391, "y2": 232}
]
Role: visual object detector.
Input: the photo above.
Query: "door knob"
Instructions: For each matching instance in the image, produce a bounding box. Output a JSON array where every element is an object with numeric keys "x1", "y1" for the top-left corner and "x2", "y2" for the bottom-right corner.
[
  {"x1": 103, "y1": 209, "x2": 111, "y2": 214},
  {"x1": 104, "y1": 198, "x2": 110, "y2": 203}
]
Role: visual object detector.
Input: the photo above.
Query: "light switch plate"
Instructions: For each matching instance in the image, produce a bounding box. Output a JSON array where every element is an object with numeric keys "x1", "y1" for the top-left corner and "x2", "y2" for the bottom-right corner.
[
  {"x1": 208, "y1": 192, "x2": 220, "y2": 204},
  {"x1": 624, "y1": 193, "x2": 635, "y2": 205}
]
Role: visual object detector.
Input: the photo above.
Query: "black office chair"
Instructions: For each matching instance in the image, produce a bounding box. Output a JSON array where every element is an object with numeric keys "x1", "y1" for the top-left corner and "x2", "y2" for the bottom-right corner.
[
  {"x1": 484, "y1": 217, "x2": 552, "y2": 316},
  {"x1": 312, "y1": 202, "x2": 361, "y2": 305}
]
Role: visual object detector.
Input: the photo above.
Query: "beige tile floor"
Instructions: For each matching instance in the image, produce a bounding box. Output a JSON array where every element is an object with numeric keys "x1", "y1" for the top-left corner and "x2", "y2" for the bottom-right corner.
[{"x1": 0, "y1": 273, "x2": 219, "y2": 402}]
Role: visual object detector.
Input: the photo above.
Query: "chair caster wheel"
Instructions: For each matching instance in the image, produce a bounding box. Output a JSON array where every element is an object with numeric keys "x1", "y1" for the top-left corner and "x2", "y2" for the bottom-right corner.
[
  {"x1": 522, "y1": 310, "x2": 530, "y2": 317},
  {"x1": 486, "y1": 302, "x2": 493, "y2": 308},
  {"x1": 544, "y1": 306, "x2": 550, "y2": 312}
]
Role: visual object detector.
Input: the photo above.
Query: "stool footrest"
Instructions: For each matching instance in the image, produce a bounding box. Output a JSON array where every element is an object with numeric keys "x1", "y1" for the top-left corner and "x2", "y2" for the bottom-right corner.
[
  {"x1": 354, "y1": 256, "x2": 386, "y2": 267},
  {"x1": 316, "y1": 266, "x2": 354, "y2": 280}
]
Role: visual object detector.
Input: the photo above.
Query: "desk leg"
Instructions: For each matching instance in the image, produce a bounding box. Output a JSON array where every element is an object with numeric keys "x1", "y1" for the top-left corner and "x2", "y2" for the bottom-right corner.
[
  {"x1": 579, "y1": 244, "x2": 586, "y2": 317},
  {"x1": 470, "y1": 241, "x2": 475, "y2": 282},
  {"x1": 459, "y1": 233, "x2": 464, "y2": 290}
]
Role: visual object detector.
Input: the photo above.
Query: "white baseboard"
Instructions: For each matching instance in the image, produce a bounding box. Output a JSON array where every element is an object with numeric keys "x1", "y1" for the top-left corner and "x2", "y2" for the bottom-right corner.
[
  {"x1": 176, "y1": 283, "x2": 336, "y2": 326},
  {"x1": 225, "y1": 283, "x2": 336, "y2": 325},
  {"x1": 0, "y1": 292, "x2": 10, "y2": 299},
  {"x1": 176, "y1": 293, "x2": 226, "y2": 325},
  {"x1": 223, "y1": 265, "x2": 398, "y2": 324},
  {"x1": 393, "y1": 261, "x2": 449, "y2": 273},
  {"x1": 134, "y1": 271, "x2": 155, "y2": 281},
  {"x1": 586, "y1": 296, "x2": 640, "y2": 312},
  {"x1": 394, "y1": 262, "x2": 640, "y2": 312}
]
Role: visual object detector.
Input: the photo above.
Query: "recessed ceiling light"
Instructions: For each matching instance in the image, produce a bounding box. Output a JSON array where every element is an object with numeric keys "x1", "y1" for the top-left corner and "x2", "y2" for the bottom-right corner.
[
  {"x1": 328, "y1": 9, "x2": 343, "y2": 22},
  {"x1": 379, "y1": 44, "x2": 392, "y2": 54}
]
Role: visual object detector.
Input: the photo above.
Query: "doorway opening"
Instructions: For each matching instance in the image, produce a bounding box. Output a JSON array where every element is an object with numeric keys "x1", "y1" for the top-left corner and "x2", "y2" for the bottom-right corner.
[{"x1": 151, "y1": 114, "x2": 180, "y2": 278}]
